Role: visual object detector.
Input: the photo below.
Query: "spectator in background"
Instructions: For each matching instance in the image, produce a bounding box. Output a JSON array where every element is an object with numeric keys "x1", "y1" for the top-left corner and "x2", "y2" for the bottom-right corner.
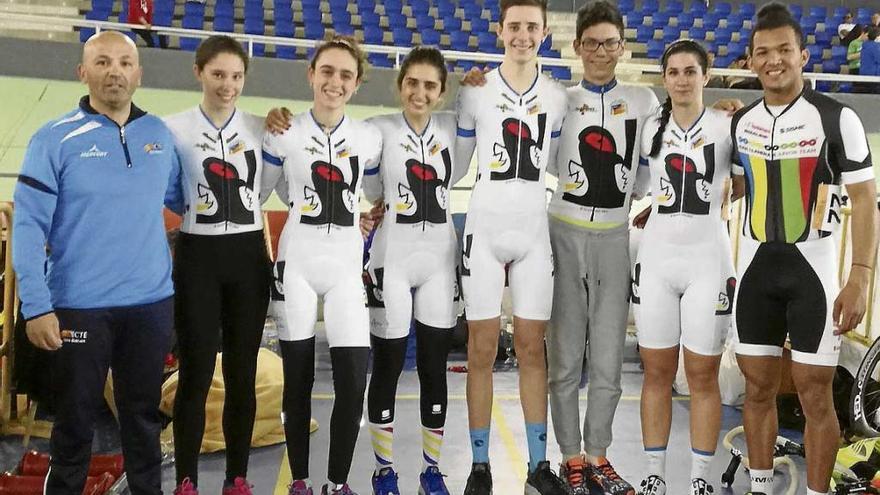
[
  {"x1": 842, "y1": 23, "x2": 864, "y2": 47},
  {"x1": 705, "y1": 51, "x2": 726, "y2": 87},
  {"x1": 848, "y1": 25, "x2": 868, "y2": 75},
  {"x1": 872, "y1": 12, "x2": 880, "y2": 28},
  {"x1": 858, "y1": 27, "x2": 880, "y2": 93},
  {"x1": 128, "y1": 0, "x2": 166, "y2": 48},
  {"x1": 725, "y1": 54, "x2": 762, "y2": 89},
  {"x1": 838, "y1": 12, "x2": 855, "y2": 40}
]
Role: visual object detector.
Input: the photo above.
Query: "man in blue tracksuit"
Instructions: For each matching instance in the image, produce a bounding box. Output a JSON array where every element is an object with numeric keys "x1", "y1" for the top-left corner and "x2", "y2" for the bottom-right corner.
[{"x1": 12, "y1": 31, "x2": 182, "y2": 495}]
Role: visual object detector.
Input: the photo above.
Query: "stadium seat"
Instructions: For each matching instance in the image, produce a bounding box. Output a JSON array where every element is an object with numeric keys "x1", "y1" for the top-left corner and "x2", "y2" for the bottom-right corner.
[
  {"x1": 807, "y1": 45, "x2": 822, "y2": 65},
  {"x1": 715, "y1": 2, "x2": 732, "y2": 16},
  {"x1": 809, "y1": 6, "x2": 827, "y2": 19},
  {"x1": 449, "y1": 30, "x2": 472, "y2": 51},
  {"x1": 304, "y1": 22, "x2": 325, "y2": 40},
  {"x1": 462, "y1": 2, "x2": 483, "y2": 20},
  {"x1": 367, "y1": 53, "x2": 393, "y2": 68},
  {"x1": 392, "y1": 27, "x2": 413, "y2": 46},
  {"x1": 822, "y1": 60, "x2": 841, "y2": 74},
  {"x1": 814, "y1": 30, "x2": 832, "y2": 47},
  {"x1": 421, "y1": 29, "x2": 441, "y2": 46},
  {"x1": 416, "y1": 15, "x2": 436, "y2": 31},
  {"x1": 789, "y1": 4, "x2": 803, "y2": 19},
  {"x1": 725, "y1": 14, "x2": 745, "y2": 30},
  {"x1": 548, "y1": 66, "x2": 572, "y2": 81},
  {"x1": 618, "y1": 0, "x2": 635, "y2": 13},
  {"x1": 675, "y1": 12, "x2": 694, "y2": 29},
  {"x1": 831, "y1": 45, "x2": 847, "y2": 64},
  {"x1": 816, "y1": 80, "x2": 832, "y2": 92},
  {"x1": 275, "y1": 46, "x2": 297, "y2": 59},
  {"x1": 690, "y1": 1, "x2": 707, "y2": 15},
  {"x1": 213, "y1": 15, "x2": 234, "y2": 32},
  {"x1": 361, "y1": 11, "x2": 380, "y2": 26},
  {"x1": 363, "y1": 25, "x2": 383, "y2": 44},
  {"x1": 436, "y1": 2, "x2": 455, "y2": 18},
  {"x1": 662, "y1": 25, "x2": 681, "y2": 42},
  {"x1": 646, "y1": 39, "x2": 665, "y2": 59},
  {"x1": 665, "y1": 0, "x2": 683, "y2": 14},
  {"x1": 471, "y1": 17, "x2": 490, "y2": 33},
  {"x1": 714, "y1": 27, "x2": 732, "y2": 44},
  {"x1": 740, "y1": 3, "x2": 756, "y2": 18},
  {"x1": 443, "y1": 15, "x2": 462, "y2": 31},
  {"x1": 688, "y1": 25, "x2": 706, "y2": 40},
  {"x1": 651, "y1": 12, "x2": 670, "y2": 27},
  {"x1": 477, "y1": 31, "x2": 500, "y2": 53},
  {"x1": 636, "y1": 24, "x2": 656, "y2": 42},
  {"x1": 387, "y1": 12, "x2": 407, "y2": 28},
  {"x1": 357, "y1": 0, "x2": 375, "y2": 13},
  {"x1": 702, "y1": 12, "x2": 721, "y2": 30}
]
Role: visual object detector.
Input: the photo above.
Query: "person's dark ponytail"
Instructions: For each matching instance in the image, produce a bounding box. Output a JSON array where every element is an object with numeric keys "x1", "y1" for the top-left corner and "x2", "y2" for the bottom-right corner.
[{"x1": 649, "y1": 96, "x2": 672, "y2": 158}]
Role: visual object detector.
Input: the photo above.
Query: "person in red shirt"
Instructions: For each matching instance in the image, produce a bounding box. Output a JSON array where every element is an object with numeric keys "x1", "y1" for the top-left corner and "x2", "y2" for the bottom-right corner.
[{"x1": 128, "y1": 0, "x2": 166, "y2": 48}]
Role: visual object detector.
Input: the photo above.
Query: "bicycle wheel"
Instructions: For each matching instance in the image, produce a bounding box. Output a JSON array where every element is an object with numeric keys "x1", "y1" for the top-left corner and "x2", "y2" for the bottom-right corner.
[{"x1": 851, "y1": 336, "x2": 880, "y2": 437}]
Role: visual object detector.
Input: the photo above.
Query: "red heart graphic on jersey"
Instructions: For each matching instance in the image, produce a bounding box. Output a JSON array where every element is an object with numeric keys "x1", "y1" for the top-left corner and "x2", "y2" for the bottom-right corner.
[
  {"x1": 668, "y1": 155, "x2": 697, "y2": 173},
  {"x1": 207, "y1": 160, "x2": 237, "y2": 179},
  {"x1": 409, "y1": 161, "x2": 437, "y2": 181},
  {"x1": 582, "y1": 130, "x2": 616, "y2": 153},
  {"x1": 314, "y1": 162, "x2": 344, "y2": 182},
  {"x1": 504, "y1": 120, "x2": 531, "y2": 140}
]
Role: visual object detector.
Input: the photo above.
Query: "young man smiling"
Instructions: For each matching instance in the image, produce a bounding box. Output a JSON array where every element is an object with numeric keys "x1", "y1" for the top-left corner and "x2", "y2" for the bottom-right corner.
[
  {"x1": 454, "y1": 1, "x2": 569, "y2": 494},
  {"x1": 731, "y1": 4, "x2": 878, "y2": 495}
]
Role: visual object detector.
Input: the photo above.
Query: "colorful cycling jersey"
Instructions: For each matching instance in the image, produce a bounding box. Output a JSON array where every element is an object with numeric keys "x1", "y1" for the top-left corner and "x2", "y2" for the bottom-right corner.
[
  {"x1": 548, "y1": 79, "x2": 660, "y2": 228},
  {"x1": 731, "y1": 87, "x2": 874, "y2": 243},
  {"x1": 364, "y1": 112, "x2": 465, "y2": 245},
  {"x1": 640, "y1": 107, "x2": 733, "y2": 243},
  {"x1": 261, "y1": 111, "x2": 382, "y2": 242},
  {"x1": 164, "y1": 107, "x2": 265, "y2": 235},
  {"x1": 455, "y1": 69, "x2": 567, "y2": 215}
]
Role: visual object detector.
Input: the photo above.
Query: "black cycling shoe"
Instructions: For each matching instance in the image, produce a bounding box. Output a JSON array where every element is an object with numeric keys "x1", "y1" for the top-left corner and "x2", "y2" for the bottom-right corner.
[
  {"x1": 464, "y1": 463, "x2": 492, "y2": 495},
  {"x1": 524, "y1": 461, "x2": 571, "y2": 495}
]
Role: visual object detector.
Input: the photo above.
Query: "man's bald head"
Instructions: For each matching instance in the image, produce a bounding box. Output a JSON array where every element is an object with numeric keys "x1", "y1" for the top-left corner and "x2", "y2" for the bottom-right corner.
[
  {"x1": 83, "y1": 30, "x2": 139, "y2": 63},
  {"x1": 78, "y1": 30, "x2": 143, "y2": 116}
]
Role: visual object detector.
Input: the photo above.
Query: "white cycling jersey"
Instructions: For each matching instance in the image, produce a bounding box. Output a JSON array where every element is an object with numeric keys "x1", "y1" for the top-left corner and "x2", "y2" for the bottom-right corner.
[
  {"x1": 639, "y1": 107, "x2": 734, "y2": 243},
  {"x1": 455, "y1": 69, "x2": 567, "y2": 216},
  {"x1": 549, "y1": 80, "x2": 659, "y2": 228},
  {"x1": 164, "y1": 107, "x2": 266, "y2": 234}
]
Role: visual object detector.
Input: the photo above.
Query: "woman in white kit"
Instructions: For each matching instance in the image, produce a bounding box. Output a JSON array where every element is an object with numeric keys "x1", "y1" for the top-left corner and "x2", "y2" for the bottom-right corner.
[
  {"x1": 261, "y1": 35, "x2": 382, "y2": 495},
  {"x1": 631, "y1": 39, "x2": 744, "y2": 495}
]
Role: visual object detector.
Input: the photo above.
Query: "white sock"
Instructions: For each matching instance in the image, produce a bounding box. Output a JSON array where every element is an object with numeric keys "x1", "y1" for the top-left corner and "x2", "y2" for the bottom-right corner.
[
  {"x1": 749, "y1": 468, "x2": 773, "y2": 493},
  {"x1": 690, "y1": 449, "x2": 714, "y2": 481},
  {"x1": 806, "y1": 489, "x2": 829, "y2": 495},
  {"x1": 645, "y1": 447, "x2": 667, "y2": 477}
]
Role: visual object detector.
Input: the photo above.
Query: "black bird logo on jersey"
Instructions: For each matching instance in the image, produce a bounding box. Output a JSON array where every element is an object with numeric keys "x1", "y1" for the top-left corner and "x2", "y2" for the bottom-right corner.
[
  {"x1": 715, "y1": 277, "x2": 736, "y2": 315},
  {"x1": 196, "y1": 151, "x2": 257, "y2": 225},
  {"x1": 490, "y1": 116, "x2": 546, "y2": 182},
  {"x1": 397, "y1": 149, "x2": 452, "y2": 225},
  {"x1": 300, "y1": 158, "x2": 360, "y2": 227},
  {"x1": 658, "y1": 144, "x2": 715, "y2": 216},
  {"x1": 562, "y1": 120, "x2": 636, "y2": 210}
]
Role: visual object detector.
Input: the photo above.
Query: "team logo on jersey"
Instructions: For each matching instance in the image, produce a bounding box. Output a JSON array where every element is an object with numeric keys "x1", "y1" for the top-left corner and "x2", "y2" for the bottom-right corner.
[
  {"x1": 692, "y1": 136, "x2": 706, "y2": 149},
  {"x1": 80, "y1": 145, "x2": 108, "y2": 158},
  {"x1": 495, "y1": 103, "x2": 513, "y2": 113},
  {"x1": 196, "y1": 151, "x2": 258, "y2": 225},
  {"x1": 562, "y1": 121, "x2": 637, "y2": 211},
  {"x1": 195, "y1": 142, "x2": 215, "y2": 152},
  {"x1": 610, "y1": 100, "x2": 627, "y2": 116},
  {"x1": 429, "y1": 142, "x2": 442, "y2": 156},
  {"x1": 143, "y1": 142, "x2": 163, "y2": 154},
  {"x1": 490, "y1": 116, "x2": 546, "y2": 182},
  {"x1": 396, "y1": 149, "x2": 452, "y2": 225},
  {"x1": 527, "y1": 103, "x2": 541, "y2": 115},
  {"x1": 715, "y1": 277, "x2": 736, "y2": 315},
  {"x1": 229, "y1": 141, "x2": 245, "y2": 155},
  {"x1": 300, "y1": 158, "x2": 360, "y2": 227},
  {"x1": 304, "y1": 146, "x2": 321, "y2": 156},
  {"x1": 336, "y1": 145, "x2": 351, "y2": 159},
  {"x1": 657, "y1": 144, "x2": 716, "y2": 216},
  {"x1": 400, "y1": 143, "x2": 417, "y2": 154},
  {"x1": 576, "y1": 103, "x2": 596, "y2": 115}
]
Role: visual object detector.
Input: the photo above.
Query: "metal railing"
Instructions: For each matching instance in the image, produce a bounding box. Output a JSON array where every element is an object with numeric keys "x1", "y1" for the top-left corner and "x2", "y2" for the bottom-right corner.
[{"x1": 3, "y1": 12, "x2": 880, "y2": 86}]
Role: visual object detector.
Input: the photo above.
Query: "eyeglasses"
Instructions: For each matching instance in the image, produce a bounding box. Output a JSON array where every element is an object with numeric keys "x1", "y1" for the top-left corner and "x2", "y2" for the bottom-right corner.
[{"x1": 578, "y1": 38, "x2": 623, "y2": 52}]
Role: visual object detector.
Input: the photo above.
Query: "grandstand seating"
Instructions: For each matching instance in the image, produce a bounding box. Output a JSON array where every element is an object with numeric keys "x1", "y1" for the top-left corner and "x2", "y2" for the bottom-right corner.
[{"x1": 77, "y1": 0, "x2": 869, "y2": 90}]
